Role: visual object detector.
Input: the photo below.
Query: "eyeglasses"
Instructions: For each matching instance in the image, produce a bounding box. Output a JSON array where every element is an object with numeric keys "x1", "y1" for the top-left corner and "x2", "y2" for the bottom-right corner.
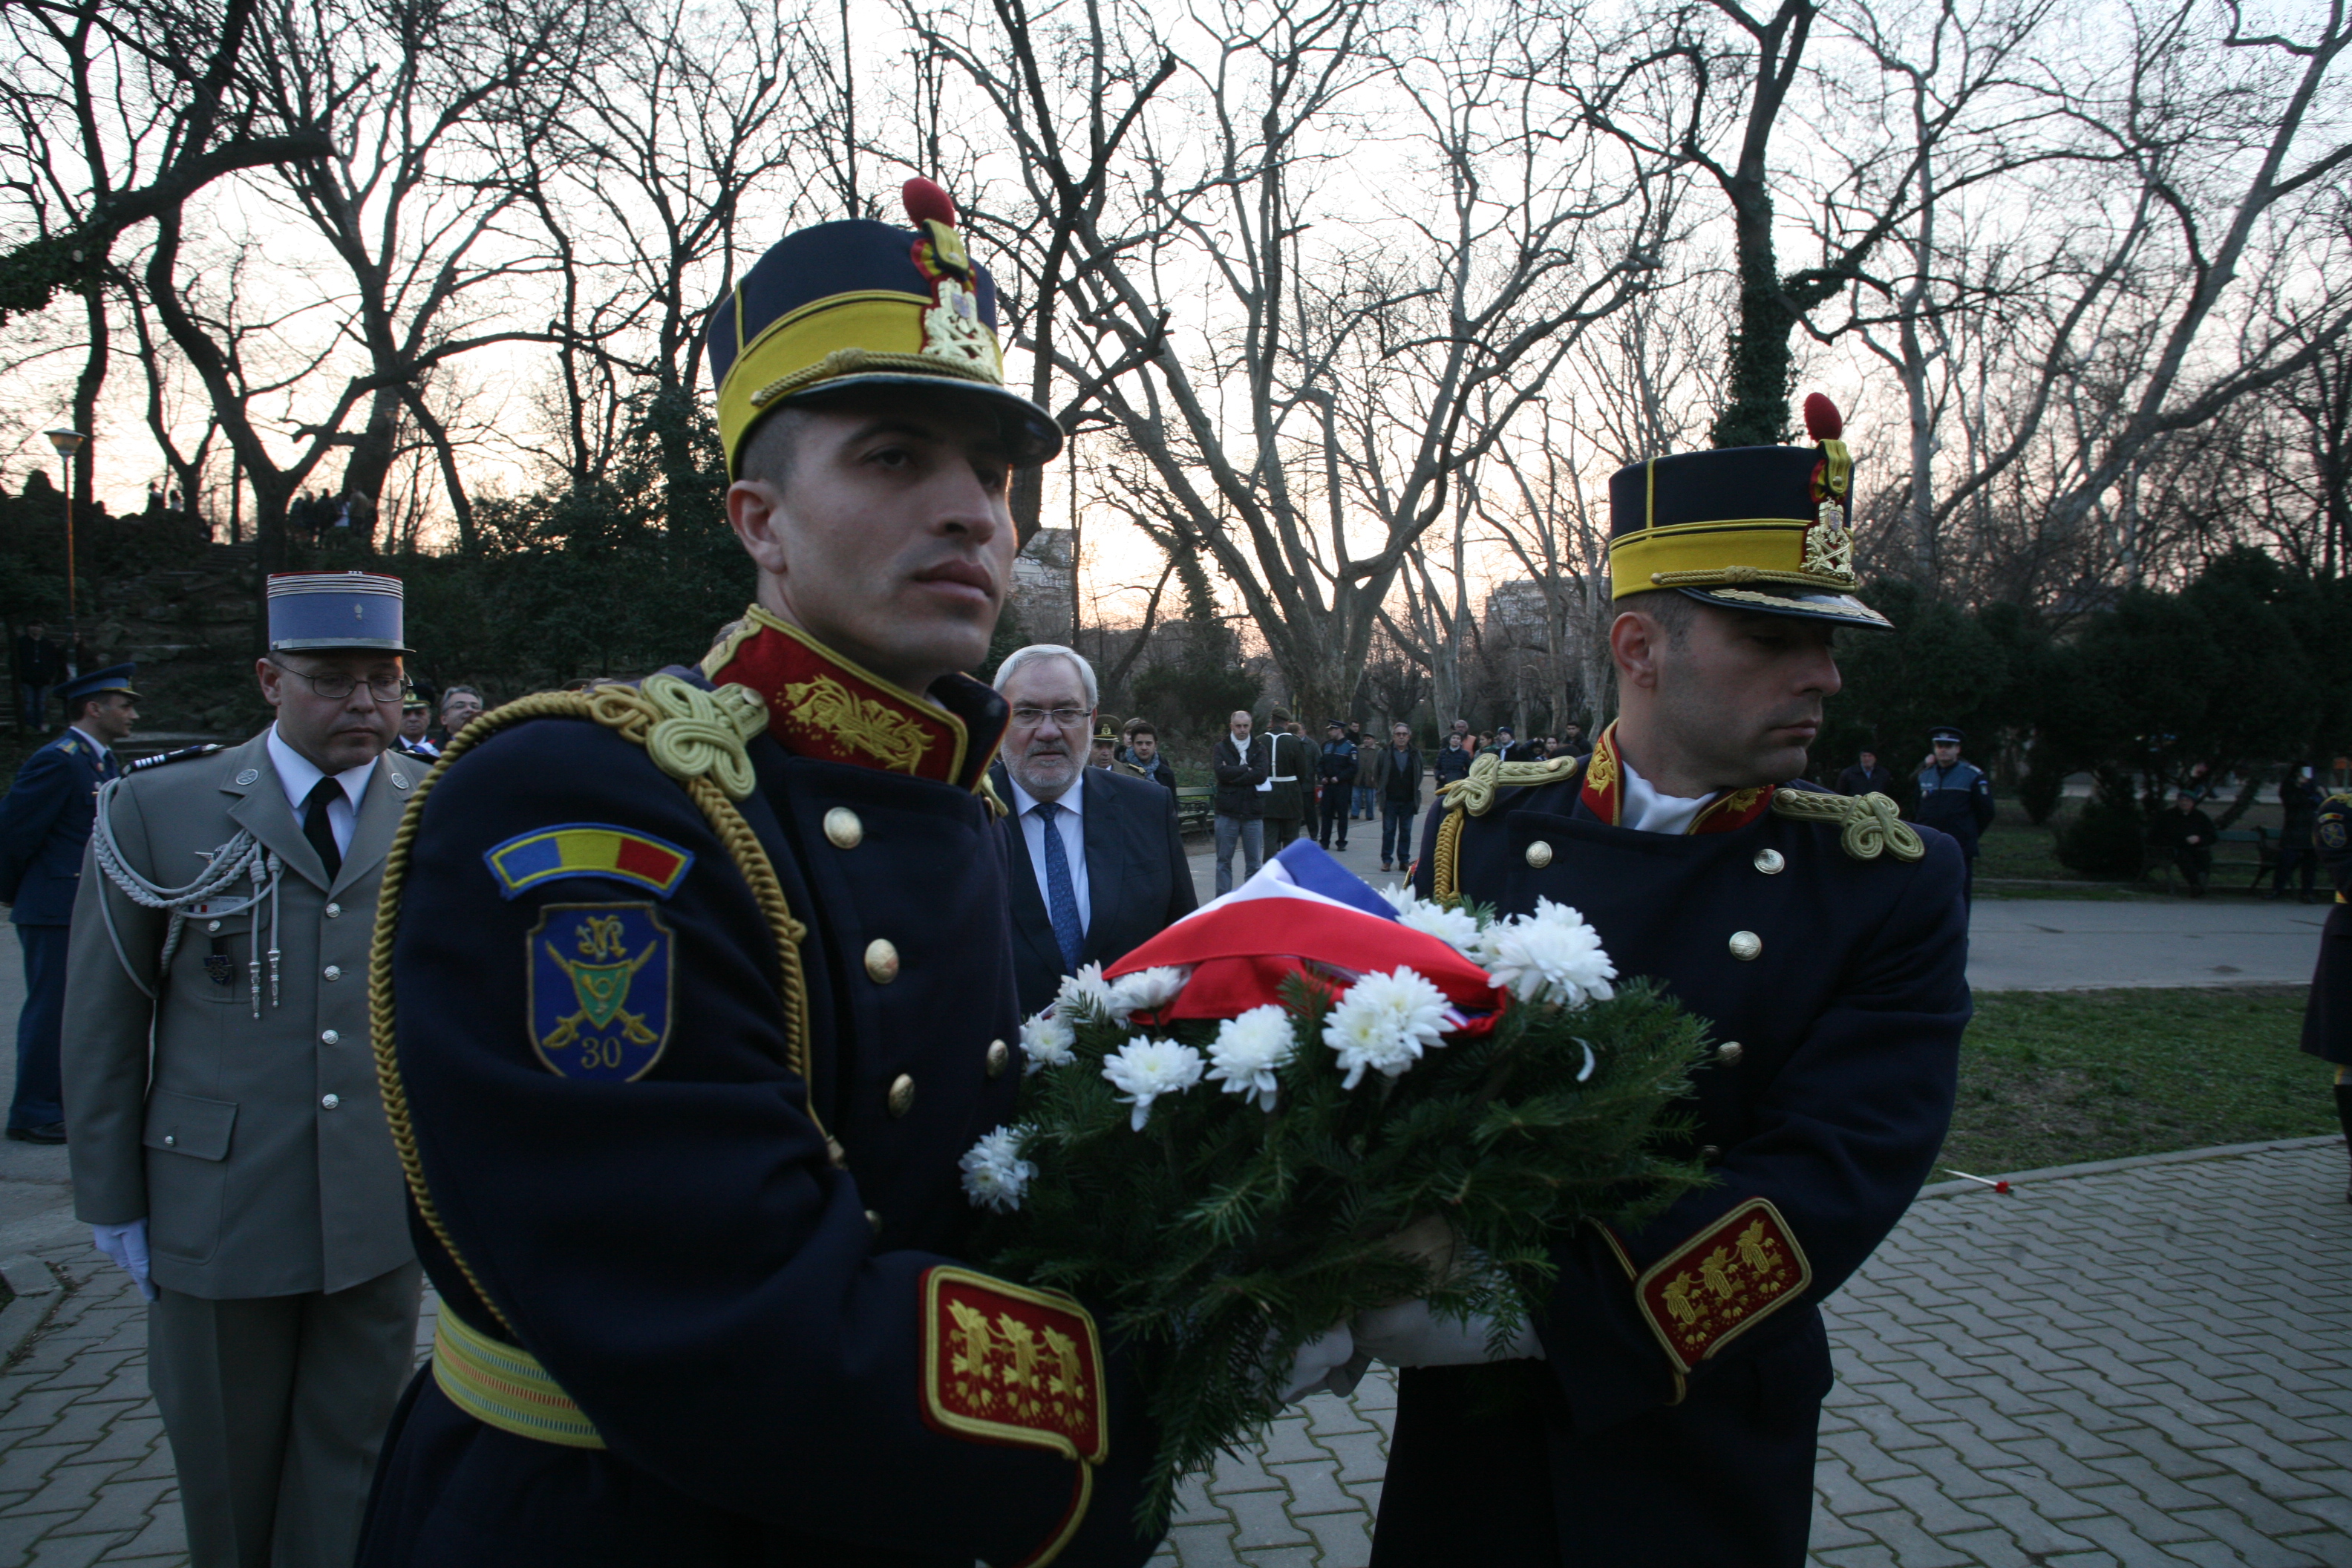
[
  {"x1": 268, "y1": 661, "x2": 405, "y2": 704},
  {"x1": 1010, "y1": 706, "x2": 1090, "y2": 728}
]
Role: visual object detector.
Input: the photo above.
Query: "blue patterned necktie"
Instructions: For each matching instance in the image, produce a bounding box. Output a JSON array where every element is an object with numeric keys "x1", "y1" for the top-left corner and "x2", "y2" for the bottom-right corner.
[{"x1": 1035, "y1": 801, "x2": 1084, "y2": 970}]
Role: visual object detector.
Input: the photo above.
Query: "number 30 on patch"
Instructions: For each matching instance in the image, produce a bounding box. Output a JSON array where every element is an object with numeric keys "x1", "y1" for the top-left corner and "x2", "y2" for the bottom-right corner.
[{"x1": 526, "y1": 903, "x2": 675, "y2": 1081}]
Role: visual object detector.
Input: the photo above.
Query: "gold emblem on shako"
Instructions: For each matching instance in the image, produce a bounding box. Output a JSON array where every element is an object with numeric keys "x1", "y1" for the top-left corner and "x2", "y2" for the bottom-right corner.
[{"x1": 527, "y1": 902, "x2": 675, "y2": 1081}]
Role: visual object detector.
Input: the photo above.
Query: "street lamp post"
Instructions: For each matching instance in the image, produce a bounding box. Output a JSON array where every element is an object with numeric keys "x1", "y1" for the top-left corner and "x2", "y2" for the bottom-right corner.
[{"x1": 42, "y1": 429, "x2": 85, "y2": 679}]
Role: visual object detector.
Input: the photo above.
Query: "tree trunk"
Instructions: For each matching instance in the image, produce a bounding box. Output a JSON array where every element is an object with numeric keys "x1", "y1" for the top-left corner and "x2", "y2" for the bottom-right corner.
[{"x1": 1712, "y1": 174, "x2": 1794, "y2": 449}]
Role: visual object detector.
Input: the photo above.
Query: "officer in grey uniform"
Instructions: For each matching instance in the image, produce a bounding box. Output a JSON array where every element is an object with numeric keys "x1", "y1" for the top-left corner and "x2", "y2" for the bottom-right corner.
[{"x1": 64, "y1": 572, "x2": 422, "y2": 1568}]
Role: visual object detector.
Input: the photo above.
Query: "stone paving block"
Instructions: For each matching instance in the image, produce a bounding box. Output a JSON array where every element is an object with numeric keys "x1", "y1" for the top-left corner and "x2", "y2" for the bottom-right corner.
[
  {"x1": 1163, "y1": 1520, "x2": 1237, "y2": 1566},
  {"x1": 3, "y1": 1458, "x2": 122, "y2": 1522},
  {"x1": 71, "y1": 1417, "x2": 162, "y2": 1469},
  {"x1": 1316, "y1": 1431, "x2": 1385, "y2": 1485},
  {"x1": 23, "y1": 1532, "x2": 132, "y2": 1568},
  {"x1": 1169, "y1": 1480, "x2": 1229, "y2": 1526},
  {"x1": 0, "y1": 1440, "x2": 94, "y2": 1495},
  {"x1": 2074, "y1": 1450, "x2": 2230, "y2": 1514},
  {"x1": 2196, "y1": 1441, "x2": 2338, "y2": 1501},
  {"x1": 1810, "y1": 1544, "x2": 1899, "y2": 1567},
  {"x1": 1252, "y1": 1417, "x2": 1323, "y2": 1466},
  {"x1": 1206, "y1": 1446, "x2": 1281, "y2": 1495},
  {"x1": 1804, "y1": 1500, "x2": 1880, "y2": 1553},
  {"x1": 2175, "y1": 1469, "x2": 2343, "y2": 1538},
  {"x1": 1233, "y1": 1547, "x2": 1317, "y2": 1568},
  {"x1": 1924, "y1": 1526, "x2": 2045, "y2": 1568},
  {"x1": 45, "y1": 1474, "x2": 174, "y2": 1538},
  {"x1": 1221, "y1": 1486, "x2": 1311, "y2": 1550},
  {"x1": 1816, "y1": 1428, "x2": 1923, "y2": 1485},
  {"x1": 1300, "y1": 1394, "x2": 1373, "y2": 1439},
  {"x1": 1267, "y1": 1458, "x2": 1351, "y2": 1518},
  {"x1": 2161, "y1": 1506, "x2": 2331, "y2": 1567},
  {"x1": 1293, "y1": 1507, "x2": 1372, "y2": 1567},
  {"x1": 1809, "y1": 1456, "x2": 1901, "y2": 1520}
]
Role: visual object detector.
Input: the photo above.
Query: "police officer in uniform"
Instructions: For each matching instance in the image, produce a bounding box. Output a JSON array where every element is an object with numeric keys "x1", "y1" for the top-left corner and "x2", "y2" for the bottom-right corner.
[
  {"x1": 1378, "y1": 396, "x2": 1971, "y2": 1567},
  {"x1": 65, "y1": 577, "x2": 420, "y2": 1568},
  {"x1": 2299, "y1": 789, "x2": 2352, "y2": 1201},
  {"x1": 353, "y1": 182, "x2": 1222, "y2": 1567},
  {"x1": 1912, "y1": 725, "x2": 1994, "y2": 900},
  {"x1": 0, "y1": 663, "x2": 137, "y2": 1142}
]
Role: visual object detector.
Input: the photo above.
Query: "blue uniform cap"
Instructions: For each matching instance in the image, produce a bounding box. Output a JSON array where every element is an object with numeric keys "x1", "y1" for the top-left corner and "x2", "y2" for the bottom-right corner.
[
  {"x1": 267, "y1": 571, "x2": 409, "y2": 653},
  {"x1": 1929, "y1": 727, "x2": 1964, "y2": 745},
  {"x1": 56, "y1": 663, "x2": 137, "y2": 708}
]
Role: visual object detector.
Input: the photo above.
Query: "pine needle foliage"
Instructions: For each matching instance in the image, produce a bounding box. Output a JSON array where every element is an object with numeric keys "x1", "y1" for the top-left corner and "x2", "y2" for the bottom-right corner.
[{"x1": 971, "y1": 976, "x2": 1711, "y2": 1532}]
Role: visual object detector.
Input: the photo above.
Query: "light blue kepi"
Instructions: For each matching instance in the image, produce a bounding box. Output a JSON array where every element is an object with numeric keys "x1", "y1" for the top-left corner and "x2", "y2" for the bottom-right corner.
[{"x1": 266, "y1": 571, "x2": 409, "y2": 653}]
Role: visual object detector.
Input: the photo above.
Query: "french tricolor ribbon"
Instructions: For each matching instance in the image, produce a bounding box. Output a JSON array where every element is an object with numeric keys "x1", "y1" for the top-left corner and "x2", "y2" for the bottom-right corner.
[{"x1": 1103, "y1": 842, "x2": 1504, "y2": 1030}]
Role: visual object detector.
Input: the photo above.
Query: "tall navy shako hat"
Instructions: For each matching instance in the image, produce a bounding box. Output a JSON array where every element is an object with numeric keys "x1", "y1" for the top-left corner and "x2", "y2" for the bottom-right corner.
[
  {"x1": 56, "y1": 663, "x2": 137, "y2": 709},
  {"x1": 266, "y1": 571, "x2": 409, "y2": 654},
  {"x1": 1606, "y1": 393, "x2": 1892, "y2": 631},
  {"x1": 703, "y1": 178, "x2": 1062, "y2": 488}
]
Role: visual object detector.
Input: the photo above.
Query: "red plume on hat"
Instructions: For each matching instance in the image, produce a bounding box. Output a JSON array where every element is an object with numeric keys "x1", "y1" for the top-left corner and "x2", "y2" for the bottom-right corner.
[
  {"x1": 903, "y1": 177, "x2": 958, "y2": 229},
  {"x1": 1804, "y1": 391, "x2": 1851, "y2": 503},
  {"x1": 1803, "y1": 392, "x2": 1843, "y2": 442}
]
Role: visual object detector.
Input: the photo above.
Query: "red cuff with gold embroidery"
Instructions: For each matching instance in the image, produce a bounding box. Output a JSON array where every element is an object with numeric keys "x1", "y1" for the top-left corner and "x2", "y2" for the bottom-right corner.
[
  {"x1": 920, "y1": 1266, "x2": 1108, "y2": 1464},
  {"x1": 1630, "y1": 1198, "x2": 1813, "y2": 1373}
]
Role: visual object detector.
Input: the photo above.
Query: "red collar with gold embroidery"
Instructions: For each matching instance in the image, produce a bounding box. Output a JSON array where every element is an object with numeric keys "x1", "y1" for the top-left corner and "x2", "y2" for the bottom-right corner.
[
  {"x1": 701, "y1": 607, "x2": 1005, "y2": 791},
  {"x1": 1579, "y1": 722, "x2": 1775, "y2": 835}
]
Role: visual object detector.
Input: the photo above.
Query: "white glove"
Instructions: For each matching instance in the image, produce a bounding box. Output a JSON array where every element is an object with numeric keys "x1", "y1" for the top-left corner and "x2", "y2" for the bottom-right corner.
[
  {"x1": 1353, "y1": 1298, "x2": 1544, "y2": 1368},
  {"x1": 91, "y1": 1221, "x2": 157, "y2": 1301},
  {"x1": 1275, "y1": 1322, "x2": 1357, "y2": 1403}
]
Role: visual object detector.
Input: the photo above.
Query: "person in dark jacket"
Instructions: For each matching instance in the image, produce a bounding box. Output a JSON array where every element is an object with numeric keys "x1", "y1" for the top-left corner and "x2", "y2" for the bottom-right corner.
[
  {"x1": 1262, "y1": 708, "x2": 1310, "y2": 851},
  {"x1": 1912, "y1": 727, "x2": 1995, "y2": 900},
  {"x1": 1127, "y1": 720, "x2": 1178, "y2": 793},
  {"x1": 13, "y1": 622, "x2": 65, "y2": 731},
  {"x1": 2273, "y1": 764, "x2": 2321, "y2": 902},
  {"x1": 1358, "y1": 722, "x2": 1421, "y2": 872},
  {"x1": 1314, "y1": 720, "x2": 1357, "y2": 851},
  {"x1": 1212, "y1": 709, "x2": 1271, "y2": 895},
  {"x1": 0, "y1": 664, "x2": 137, "y2": 1141},
  {"x1": 1431, "y1": 733, "x2": 1471, "y2": 790},
  {"x1": 2148, "y1": 789, "x2": 2219, "y2": 896},
  {"x1": 1835, "y1": 748, "x2": 1892, "y2": 797},
  {"x1": 2301, "y1": 788, "x2": 2352, "y2": 1200},
  {"x1": 1379, "y1": 394, "x2": 1966, "y2": 1568}
]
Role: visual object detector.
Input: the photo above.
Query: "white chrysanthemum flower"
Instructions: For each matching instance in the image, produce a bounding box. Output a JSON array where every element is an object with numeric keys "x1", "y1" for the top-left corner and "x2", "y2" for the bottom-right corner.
[
  {"x1": 1380, "y1": 885, "x2": 1484, "y2": 957},
  {"x1": 1100, "y1": 1037, "x2": 1205, "y2": 1131},
  {"x1": 1322, "y1": 967, "x2": 1451, "y2": 1090},
  {"x1": 1205, "y1": 1004, "x2": 1296, "y2": 1111},
  {"x1": 1481, "y1": 898, "x2": 1616, "y2": 1007},
  {"x1": 1056, "y1": 962, "x2": 1114, "y2": 1022},
  {"x1": 1020, "y1": 1010, "x2": 1077, "y2": 1074},
  {"x1": 1106, "y1": 965, "x2": 1188, "y2": 1022},
  {"x1": 958, "y1": 1126, "x2": 1036, "y2": 1213}
]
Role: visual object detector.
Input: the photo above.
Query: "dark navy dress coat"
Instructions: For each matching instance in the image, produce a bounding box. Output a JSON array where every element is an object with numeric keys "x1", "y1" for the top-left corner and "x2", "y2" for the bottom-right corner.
[
  {"x1": 0, "y1": 728, "x2": 117, "y2": 924},
  {"x1": 1389, "y1": 751, "x2": 1970, "y2": 1567},
  {"x1": 358, "y1": 617, "x2": 1157, "y2": 1568}
]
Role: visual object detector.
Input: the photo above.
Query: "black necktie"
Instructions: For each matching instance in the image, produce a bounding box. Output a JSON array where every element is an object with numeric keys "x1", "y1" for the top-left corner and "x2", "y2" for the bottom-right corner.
[{"x1": 303, "y1": 777, "x2": 343, "y2": 880}]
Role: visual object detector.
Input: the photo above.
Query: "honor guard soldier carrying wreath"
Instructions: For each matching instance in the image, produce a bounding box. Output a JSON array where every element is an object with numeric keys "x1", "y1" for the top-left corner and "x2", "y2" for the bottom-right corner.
[
  {"x1": 1385, "y1": 395, "x2": 1972, "y2": 1567},
  {"x1": 357, "y1": 181, "x2": 1163, "y2": 1567}
]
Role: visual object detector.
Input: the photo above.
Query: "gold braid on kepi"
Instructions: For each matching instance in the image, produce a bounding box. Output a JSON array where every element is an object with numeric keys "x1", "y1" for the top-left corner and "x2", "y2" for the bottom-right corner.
[
  {"x1": 369, "y1": 681, "x2": 818, "y2": 1339},
  {"x1": 1769, "y1": 788, "x2": 1924, "y2": 862},
  {"x1": 702, "y1": 177, "x2": 1062, "y2": 491},
  {"x1": 1605, "y1": 392, "x2": 1892, "y2": 633}
]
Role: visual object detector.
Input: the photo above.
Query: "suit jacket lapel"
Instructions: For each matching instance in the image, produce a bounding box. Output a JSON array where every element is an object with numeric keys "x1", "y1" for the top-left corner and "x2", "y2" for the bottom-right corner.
[
  {"x1": 224, "y1": 737, "x2": 332, "y2": 891},
  {"x1": 1080, "y1": 769, "x2": 1114, "y2": 953},
  {"x1": 992, "y1": 763, "x2": 1063, "y2": 980},
  {"x1": 332, "y1": 751, "x2": 411, "y2": 896}
]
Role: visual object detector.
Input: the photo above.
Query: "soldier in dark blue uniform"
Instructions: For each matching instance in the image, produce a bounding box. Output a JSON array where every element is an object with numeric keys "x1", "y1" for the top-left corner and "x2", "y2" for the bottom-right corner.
[
  {"x1": 1912, "y1": 725, "x2": 1995, "y2": 900},
  {"x1": 0, "y1": 663, "x2": 137, "y2": 1142},
  {"x1": 356, "y1": 182, "x2": 1170, "y2": 1568},
  {"x1": 1377, "y1": 396, "x2": 1970, "y2": 1567},
  {"x1": 2299, "y1": 789, "x2": 2352, "y2": 1202}
]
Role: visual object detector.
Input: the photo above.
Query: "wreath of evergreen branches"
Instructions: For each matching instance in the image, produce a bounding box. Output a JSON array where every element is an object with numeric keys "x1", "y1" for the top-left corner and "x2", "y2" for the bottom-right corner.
[{"x1": 971, "y1": 972, "x2": 1711, "y2": 1531}]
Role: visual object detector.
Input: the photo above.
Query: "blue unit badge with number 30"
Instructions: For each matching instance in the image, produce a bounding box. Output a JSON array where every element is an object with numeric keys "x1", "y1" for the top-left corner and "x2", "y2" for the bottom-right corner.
[{"x1": 527, "y1": 903, "x2": 674, "y2": 1081}]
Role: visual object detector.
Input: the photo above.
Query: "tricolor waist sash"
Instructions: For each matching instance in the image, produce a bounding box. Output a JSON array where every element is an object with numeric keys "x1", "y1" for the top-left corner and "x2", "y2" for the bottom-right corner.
[{"x1": 432, "y1": 1309, "x2": 606, "y2": 1449}]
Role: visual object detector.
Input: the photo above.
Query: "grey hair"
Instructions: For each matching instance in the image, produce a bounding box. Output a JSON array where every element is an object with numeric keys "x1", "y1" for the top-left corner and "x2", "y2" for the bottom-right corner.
[{"x1": 992, "y1": 643, "x2": 1098, "y2": 710}]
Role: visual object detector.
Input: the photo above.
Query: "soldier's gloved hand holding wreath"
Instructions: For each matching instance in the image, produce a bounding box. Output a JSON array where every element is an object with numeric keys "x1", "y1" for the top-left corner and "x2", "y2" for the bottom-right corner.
[{"x1": 955, "y1": 842, "x2": 1713, "y2": 1533}]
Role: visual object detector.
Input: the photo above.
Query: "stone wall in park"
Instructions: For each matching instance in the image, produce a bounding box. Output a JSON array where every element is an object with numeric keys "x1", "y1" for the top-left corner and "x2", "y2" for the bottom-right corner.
[{"x1": 78, "y1": 543, "x2": 269, "y2": 742}]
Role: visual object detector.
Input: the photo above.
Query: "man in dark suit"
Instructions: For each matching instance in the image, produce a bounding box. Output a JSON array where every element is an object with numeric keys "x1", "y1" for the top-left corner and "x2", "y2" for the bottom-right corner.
[
  {"x1": 0, "y1": 663, "x2": 137, "y2": 1142},
  {"x1": 1836, "y1": 748, "x2": 1893, "y2": 797},
  {"x1": 990, "y1": 644, "x2": 1198, "y2": 1017}
]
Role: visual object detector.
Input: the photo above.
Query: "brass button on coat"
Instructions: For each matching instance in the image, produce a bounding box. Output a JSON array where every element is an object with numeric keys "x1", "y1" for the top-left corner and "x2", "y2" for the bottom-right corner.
[
  {"x1": 206, "y1": 919, "x2": 221, "y2": 934},
  {"x1": 321, "y1": 1094, "x2": 341, "y2": 1111},
  {"x1": 1525, "y1": 840, "x2": 1554, "y2": 869},
  {"x1": 824, "y1": 807, "x2": 864, "y2": 850},
  {"x1": 985, "y1": 1039, "x2": 1010, "y2": 1078},
  {"x1": 1754, "y1": 849, "x2": 1786, "y2": 875},
  {"x1": 324, "y1": 902, "x2": 342, "y2": 918},
  {"x1": 865, "y1": 1209, "x2": 883, "y2": 1234},
  {"x1": 1717, "y1": 1040, "x2": 1745, "y2": 1065},
  {"x1": 887, "y1": 1074, "x2": 916, "y2": 1117},
  {"x1": 1728, "y1": 930, "x2": 1762, "y2": 961},
  {"x1": 864, "y1": 938, "x2": 900, "y2": 984},
  {"x1": 323, "y1": 964, "x2": 342, "y2": 981},
  {"x1": 320, "y1": 1029, "x2": 340, "y2": 1046}
]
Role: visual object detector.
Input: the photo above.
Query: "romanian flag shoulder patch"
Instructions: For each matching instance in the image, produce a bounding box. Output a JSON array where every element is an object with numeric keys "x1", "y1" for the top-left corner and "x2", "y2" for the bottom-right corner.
[
  {"x1": 1633, "y1": 1197, "x2": 1813, "y2": 1373},
  {"x1": 919, "y1": 1266, "x2": 1108, "y2": 1466},
  {"x1": 483, "y1": 823, "x2": 694, "y2": 900}
]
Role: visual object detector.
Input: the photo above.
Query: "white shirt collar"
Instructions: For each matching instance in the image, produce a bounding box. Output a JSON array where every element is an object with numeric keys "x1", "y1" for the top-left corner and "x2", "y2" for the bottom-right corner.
[
  {"x1": 1005, "y1": 768, "x2": 1084, "y2": 822},
  {"x1": 1616, "y1": 751, "x2": 1715, "y2": 837},
  {"x1": 68, "y1": 723, "x2": 108, "y2": 754},
  {"x1": 267, "y1": 724, "x2": 376, "y2": 814}
]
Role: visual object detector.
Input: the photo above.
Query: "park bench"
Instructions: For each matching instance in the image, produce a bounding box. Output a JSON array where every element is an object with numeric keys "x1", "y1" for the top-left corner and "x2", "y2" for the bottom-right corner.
[
  {"x1": 2148, "y1": 825, "x2": 2276, "y2": 892},
  {"x1": 1176, "y1": 785, "x2": 1213, "y2": 837}
]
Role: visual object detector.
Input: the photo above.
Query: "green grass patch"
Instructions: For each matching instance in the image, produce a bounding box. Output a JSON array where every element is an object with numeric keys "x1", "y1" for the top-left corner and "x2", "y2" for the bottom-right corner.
[{"x1": 1940, "y1": 987, "x2": 2337, "y2": 1176}]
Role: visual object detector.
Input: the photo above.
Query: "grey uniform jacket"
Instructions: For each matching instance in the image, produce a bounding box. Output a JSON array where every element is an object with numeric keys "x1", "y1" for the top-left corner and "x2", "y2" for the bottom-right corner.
[{"x1": 62, "y1": 731, "x2": 417, "y2": 1298}]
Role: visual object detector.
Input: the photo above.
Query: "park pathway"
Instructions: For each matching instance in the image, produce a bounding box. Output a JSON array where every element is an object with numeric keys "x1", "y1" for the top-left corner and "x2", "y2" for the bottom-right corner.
[{"x1": 0, "y1": 1138, "x2": 2341, "y2": 1566}]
